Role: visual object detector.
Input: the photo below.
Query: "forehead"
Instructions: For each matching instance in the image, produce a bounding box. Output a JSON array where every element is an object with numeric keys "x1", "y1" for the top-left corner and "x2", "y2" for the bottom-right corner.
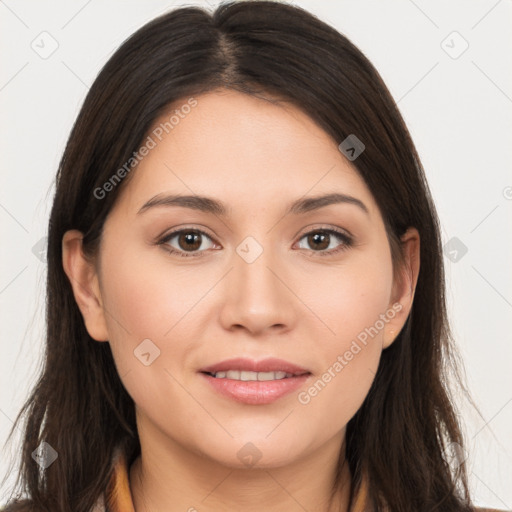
[{"x1": 113, "y1": 89, "x2": 377, "y2": 218}]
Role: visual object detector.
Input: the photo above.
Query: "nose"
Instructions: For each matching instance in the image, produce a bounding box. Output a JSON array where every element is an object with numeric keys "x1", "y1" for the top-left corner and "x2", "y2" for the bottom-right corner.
[{"x1": 218, "y1": 241, "x2": 297, "y2": 336}]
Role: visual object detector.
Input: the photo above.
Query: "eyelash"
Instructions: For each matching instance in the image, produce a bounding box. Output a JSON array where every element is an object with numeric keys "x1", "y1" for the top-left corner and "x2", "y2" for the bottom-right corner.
[{"x1": 157, "y1": 226, "x2": 354, "y2": 259}]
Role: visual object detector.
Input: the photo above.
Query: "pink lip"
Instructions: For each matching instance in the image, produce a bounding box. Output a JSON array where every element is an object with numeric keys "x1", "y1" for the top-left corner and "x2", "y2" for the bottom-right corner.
[
  {"x1": 199, "y1": 357, "x2": 310, "y2": 375},
  {"x1": 198, "y1": 357, "x2": 312, "y2": 405},
  {"x1": 199, "y1": 373, "x2": 311, "y2": 405}
]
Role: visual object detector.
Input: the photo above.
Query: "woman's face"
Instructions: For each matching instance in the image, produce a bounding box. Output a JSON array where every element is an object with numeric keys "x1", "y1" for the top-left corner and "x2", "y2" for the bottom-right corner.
[{"x1": 66, "y1": 89, "x2": 418, "y2": 469}]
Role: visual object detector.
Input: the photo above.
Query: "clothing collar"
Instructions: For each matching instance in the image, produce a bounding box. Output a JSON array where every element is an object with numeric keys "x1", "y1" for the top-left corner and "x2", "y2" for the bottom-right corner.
[{"x1": 98, "y1": 448, "x2": 369, "y2": 512}]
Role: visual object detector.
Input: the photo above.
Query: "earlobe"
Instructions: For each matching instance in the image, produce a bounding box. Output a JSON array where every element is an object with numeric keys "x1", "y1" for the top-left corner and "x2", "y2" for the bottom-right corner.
[
  {"x1": 382, "y1": 227, "x2": 420, "y2": 349},
  {"x1": 61, "y1": 230, "x2": 109, "y2": 342}
]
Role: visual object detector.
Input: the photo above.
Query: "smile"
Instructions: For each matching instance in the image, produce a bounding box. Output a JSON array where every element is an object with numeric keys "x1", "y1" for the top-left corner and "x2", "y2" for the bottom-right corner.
[{"x1": 205, "y1": 370, "x2": 299, "y2": 381}]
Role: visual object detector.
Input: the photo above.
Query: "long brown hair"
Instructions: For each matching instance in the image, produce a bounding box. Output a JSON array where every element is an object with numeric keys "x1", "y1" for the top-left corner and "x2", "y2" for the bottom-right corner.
[{"x1": 2, "y1": 1, "x2": 478, "y2": 510}]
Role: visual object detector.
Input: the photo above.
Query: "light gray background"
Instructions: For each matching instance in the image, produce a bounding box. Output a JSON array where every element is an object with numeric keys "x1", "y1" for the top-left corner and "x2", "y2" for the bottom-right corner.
[{"x1": 1, "y1": 0, "x2": 511, "y2": 508}]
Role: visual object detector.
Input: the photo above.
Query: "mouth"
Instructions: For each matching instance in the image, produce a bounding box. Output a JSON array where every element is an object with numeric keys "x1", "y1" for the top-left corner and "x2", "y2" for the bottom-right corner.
[
  {"x1": 201, "y1": 370, "x2": 310, "y2": 381},
  {"x1": 198, "y1": 358, "x2": 312, "y2": 405},
  {"x1": 199, "y1": 356, "x2": 311, "y2": 377}
]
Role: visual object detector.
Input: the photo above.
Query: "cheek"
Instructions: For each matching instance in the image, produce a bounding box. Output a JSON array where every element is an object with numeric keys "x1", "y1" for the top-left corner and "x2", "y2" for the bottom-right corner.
[
  {"x1": 294, "y1": 249, "x2": 393, "y2": 426},
  {"x1": 100, "y1": 231, "x2": 211, "y2": 330},
  {"x1": 97, "y1": 243, "x2": 202, "y2": 422},
  {"x1": 295, "y1": 343, "x2": 379, "y2": 444},
  {"x1": 96, "y1": 235, "x2": 205, "y2": 374},
  {"x1": 299, "y1": 244, "x2": 394, "y2": 350},
  {"x1": 334, "y1": 268, "x2": 393, "y2": 344}
]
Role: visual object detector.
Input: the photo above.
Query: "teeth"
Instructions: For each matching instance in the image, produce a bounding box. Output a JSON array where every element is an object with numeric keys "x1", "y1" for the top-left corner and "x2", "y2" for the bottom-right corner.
[{"x1": 211, "y1": 370, "x2": 294, "y2": 380}]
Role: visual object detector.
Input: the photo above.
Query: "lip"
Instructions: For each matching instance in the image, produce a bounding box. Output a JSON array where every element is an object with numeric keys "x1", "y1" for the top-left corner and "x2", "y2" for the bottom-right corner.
[
  {"x1": 199, "y1": 357, "x2": 310, "y2": 375},
  {"x1": 198, "y1": 357, "x2": 312, "y2": 405},
  {"x1": 200, "y1": 373, "x2": 311, "y2": 405}
]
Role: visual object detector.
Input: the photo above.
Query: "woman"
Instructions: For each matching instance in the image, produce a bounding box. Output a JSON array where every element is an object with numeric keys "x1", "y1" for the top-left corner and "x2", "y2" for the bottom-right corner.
[{"x1": 1, "y1": 1, "x2": 505, "y2": 511}]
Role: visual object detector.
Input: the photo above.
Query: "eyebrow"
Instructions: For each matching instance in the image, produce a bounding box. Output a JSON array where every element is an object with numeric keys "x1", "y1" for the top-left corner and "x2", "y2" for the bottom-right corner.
[{"x1": 137, "y1": 192, "x2": 369, "y2": 217}]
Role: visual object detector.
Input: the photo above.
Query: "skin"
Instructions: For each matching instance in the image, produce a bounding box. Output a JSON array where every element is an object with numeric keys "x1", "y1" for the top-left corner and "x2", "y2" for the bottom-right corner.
[{"x1": 62, "y1": 89, "x2": 420, "y2": 512}]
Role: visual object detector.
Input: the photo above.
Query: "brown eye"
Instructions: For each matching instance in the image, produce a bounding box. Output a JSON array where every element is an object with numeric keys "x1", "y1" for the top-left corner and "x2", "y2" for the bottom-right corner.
[
  {"x1": 296, "y1": 229, "x2": 353, "y2": 256},
  {"x1": 177, "y1": 231, "x2": 202, "y2": 251},
  {"x1": 160, "y1": 229, "x2": 216, "y2": 257},
  {"x1": 306, "y1": 232, "x2": 330, "y2": 251}
]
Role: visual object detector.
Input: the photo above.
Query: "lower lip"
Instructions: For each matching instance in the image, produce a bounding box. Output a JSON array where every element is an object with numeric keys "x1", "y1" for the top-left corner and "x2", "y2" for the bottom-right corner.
[{"x1": 199, "y1": 372, "x2": 311, "y2": 405}]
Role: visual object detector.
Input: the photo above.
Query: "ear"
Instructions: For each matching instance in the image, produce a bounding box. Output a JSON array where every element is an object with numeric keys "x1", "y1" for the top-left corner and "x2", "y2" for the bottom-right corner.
[
  {"x1": 382, "y1": 227, "x2": 420, "y2": 349},
  {"x1": 62, "y1": 230, "x2": 109, "y2": 342}
]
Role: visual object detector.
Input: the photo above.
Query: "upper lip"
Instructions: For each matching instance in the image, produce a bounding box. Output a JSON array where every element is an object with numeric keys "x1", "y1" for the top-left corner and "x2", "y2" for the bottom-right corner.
[{"x1": 199, "y1": 357, "x2": 311, "y2": 376}]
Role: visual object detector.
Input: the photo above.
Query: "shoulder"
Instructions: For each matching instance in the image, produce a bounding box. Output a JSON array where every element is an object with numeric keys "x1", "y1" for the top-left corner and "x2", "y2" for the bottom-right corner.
[
  {"x1": 2, "y1": 496, "x2": 106, "y2": 512},
  {"x1": 1, "y1": 501, "x2": 34, "y2": 512},
  {"x1": 474, "y1": 508, "x2": 511, "y2": 512}
]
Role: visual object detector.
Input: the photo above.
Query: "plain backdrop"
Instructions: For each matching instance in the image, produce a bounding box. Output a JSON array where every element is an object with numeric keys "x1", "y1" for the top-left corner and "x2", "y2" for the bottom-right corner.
[{"x1": 1, "y1": 0, "x2": 511, "y2": 508}]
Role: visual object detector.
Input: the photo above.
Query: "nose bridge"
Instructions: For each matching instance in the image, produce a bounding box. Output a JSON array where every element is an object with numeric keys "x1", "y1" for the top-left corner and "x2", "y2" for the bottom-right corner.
[{"x1": 219, "y1": 233, "x2": 295, "y2": 333}]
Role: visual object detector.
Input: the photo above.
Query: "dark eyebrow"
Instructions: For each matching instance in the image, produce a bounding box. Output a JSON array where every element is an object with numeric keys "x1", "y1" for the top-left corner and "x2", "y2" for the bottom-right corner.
[
  {"x1": 137, "y1": 192, "x2": 369, "y2": 216},
  {"x1": 287, "y1": 193, "x2": 369, "y2": 216},
  {"x1": 137, "y1": 194, "x2": 228, "y2": 216}
]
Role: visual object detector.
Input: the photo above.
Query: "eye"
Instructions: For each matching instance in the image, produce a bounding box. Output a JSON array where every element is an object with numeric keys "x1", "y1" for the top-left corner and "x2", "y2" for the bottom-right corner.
[
  {"x1": 158, "y1": 228, "x2": 217, "y2": 258},
  {"x1": 295, "y1": 228, "x2": 353, "y2": 256},
  {"x1": 157, "y1": 226, "x2": 354, "y2": 258}
]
